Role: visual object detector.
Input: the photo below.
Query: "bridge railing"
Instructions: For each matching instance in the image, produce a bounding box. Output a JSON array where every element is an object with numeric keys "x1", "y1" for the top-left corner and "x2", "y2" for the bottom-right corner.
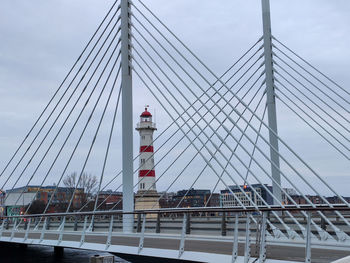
[{"x1": 1, "y1": 205, "x2": 350, "y2": 262}]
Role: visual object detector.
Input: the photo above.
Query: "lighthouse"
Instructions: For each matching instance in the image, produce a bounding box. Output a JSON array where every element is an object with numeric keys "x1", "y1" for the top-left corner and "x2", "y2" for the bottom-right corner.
[{"x1": 135, "y1": 106, "x2": 160, "y2": 212}]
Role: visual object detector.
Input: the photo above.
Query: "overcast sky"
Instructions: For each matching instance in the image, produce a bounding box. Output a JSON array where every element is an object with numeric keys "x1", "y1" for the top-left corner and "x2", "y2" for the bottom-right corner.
[{"x1": 0, "y1": 0, "x2": 349, "y2": 197}]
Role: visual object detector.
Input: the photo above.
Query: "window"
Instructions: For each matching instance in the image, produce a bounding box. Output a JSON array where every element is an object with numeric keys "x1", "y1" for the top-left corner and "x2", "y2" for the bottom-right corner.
[
  {"x1": 142, "y1": 135, "x2": 145, "y2": 140},
  {"x1": 141, "y1": 159, "x2": 145, "y2": 165}
]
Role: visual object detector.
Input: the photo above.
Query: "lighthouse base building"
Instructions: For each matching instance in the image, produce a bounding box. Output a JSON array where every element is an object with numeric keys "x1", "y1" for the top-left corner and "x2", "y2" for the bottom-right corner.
[
  {"x1": 134, "y1": 107, "x2": 160, "y2": 217},
  {"x1": 135, "y1": 191, "x2": 160, "y2": 212}
]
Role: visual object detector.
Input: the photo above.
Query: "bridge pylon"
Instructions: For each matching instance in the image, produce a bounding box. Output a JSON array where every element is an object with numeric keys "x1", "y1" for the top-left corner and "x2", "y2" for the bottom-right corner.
[
  {"x1": 261, "y1": 0, "x2": 282, "y2": 204},
  {"x1": 121, "y1": 0, "x2": 134, "y2": 233}
]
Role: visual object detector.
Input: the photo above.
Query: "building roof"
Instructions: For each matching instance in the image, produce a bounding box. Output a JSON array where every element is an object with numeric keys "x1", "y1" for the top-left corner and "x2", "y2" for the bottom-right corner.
[
  {"x1": 6, "y1": 186, "x2": 41, "y2": 193},
  {"x1": 99, "y1": 190, "x2": 122, "y2": 195},
  {"x1": 221, "y1": 184, "x2": 272, "y2": 194},
  {"x1": 176, "y1": 188, "x2": 211, "y2": 197},
  {"x1": 6, "y1": 185, "x2": 84, "y2": 193}
]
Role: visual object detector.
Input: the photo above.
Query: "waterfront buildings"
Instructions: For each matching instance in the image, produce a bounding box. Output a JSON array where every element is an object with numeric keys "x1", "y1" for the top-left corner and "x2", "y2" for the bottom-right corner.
[
  {"x1": 220, "y1": 184, "x2": 274, "y2": 207},
  {"x1": 3, "y1": 185, "x2": 85, "y2": 215},
  {"x1": 2, "y1": 183, "x2": 350, "y2": 216},
  {"x1": 159, "y1": 189, "x2": 220, "y2": 209},
  {"x1": 97, "y1": 190, "x2": 123, "y2": 210},
  {"x1": 173, "y1": 189, "x2": 211, "y2": 208}
]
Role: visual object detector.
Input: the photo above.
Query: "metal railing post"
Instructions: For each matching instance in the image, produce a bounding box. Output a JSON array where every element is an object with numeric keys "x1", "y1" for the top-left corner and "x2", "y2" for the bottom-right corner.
[
  {"x1": 80, "y1": 216, "x2": 88, "y2": 247},
  {"x1": 156, "y1": 213, "x2": 161, "y2": 233},
  {"x1": 33, "y1": 217, "x2": 40, "y2": 231},
  {"x1": 305, "y1": 212, "x2": 311, "y2": 263},
  {"x1": 221, "y1": 212, "x2": 227, "y2": 236},
  {"x1": 232, "y1": 213, "x2": 239, "y2": 263},
  {"x1": 136, "y1": 214, "x2": 142, "y2": 233},
  {"x1": 57, "y1": 216, "x2": 65, "y2": 245},
  {"x1": 186, "y1": 213, "x2": 191, "y2": 235},
  {"x1": 24, "y1": 218, "x2": 28, "y2": 230},
  {"x1": 87, "y1": 216, "x2": 95, "y2": 232},
  {"x1": 57, "y1": 216, "x2": 65, "y2": 231},
  {"x1": 10, "y1": 218, "x2": 17, "y2": 240},
  {"x1": 106, "y1": 215, "x2": 114, "y2": 250},
  {"x1": 46, "y1": 217, "x2": 50, "y2": 230},
  {"x1": 74, "y1": 216, "x2": 78, "y2": 231},
  {"x1": 178, "y1": 213, "x2": 187, "y2": 259},
  {"x1": 259, "y1": 212, "x2": 267, "y2": 263},
  {"x1": 138, "y1": 214, "x2": 146, "y2": 254},
  {"x1": 39, "y1": 218, "x2": 47, "y2": 243},
  {"x1": 0, "y1": 219, "x2": 5, "y2": 238},
  {"x1": 24, "y1": 218, "x2": 31, "y2": 241},
  {"x1": 244, "y1": 214, "x2": 251, "y2": 263},
  {"x1": 320, "y1": 216, "x2": 327, "y2": 231}
]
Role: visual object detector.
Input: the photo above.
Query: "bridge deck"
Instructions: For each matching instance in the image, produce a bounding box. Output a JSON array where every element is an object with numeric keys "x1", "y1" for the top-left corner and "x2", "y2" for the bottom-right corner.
[{"x1": 1, "y1": 230, "x2": 349, "y2": 263}]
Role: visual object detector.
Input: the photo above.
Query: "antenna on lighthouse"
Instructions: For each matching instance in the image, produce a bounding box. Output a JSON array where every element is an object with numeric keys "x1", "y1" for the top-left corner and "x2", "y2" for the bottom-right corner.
[{"x1": 154, "y1": 108, "x2": 157, "y2": 124}]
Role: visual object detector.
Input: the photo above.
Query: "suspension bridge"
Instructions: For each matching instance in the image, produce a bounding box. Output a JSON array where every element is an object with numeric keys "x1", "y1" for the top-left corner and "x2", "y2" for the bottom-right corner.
[{"x1": 0, "y1": 0, "x2": 349, "y2": 262}]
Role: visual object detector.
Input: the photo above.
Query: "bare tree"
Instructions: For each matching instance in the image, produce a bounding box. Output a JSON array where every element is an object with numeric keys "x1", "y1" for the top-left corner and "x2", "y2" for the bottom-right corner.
[{"x1": 63, "y1": 172, "x2": 98, "y2": 208}]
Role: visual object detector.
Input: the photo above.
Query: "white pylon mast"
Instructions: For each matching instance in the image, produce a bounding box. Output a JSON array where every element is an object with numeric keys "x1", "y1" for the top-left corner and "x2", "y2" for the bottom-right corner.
[
  {"x1": 261, "y1": 0, "x2": 282, "y2": 204},
  {"x1": 121, "y1": 0, "x2": 134, "y2": 232}
]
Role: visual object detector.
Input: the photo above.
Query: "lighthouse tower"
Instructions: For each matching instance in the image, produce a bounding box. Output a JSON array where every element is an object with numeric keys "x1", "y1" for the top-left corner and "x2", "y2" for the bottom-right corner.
[{"x1": 135, "y1": 106, "x2": 160, "y2": 212}]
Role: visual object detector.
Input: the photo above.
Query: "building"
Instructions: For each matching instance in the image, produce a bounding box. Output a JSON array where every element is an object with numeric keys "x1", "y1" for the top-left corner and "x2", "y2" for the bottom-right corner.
[
  {"x1": 159, "y1": 191, "x2": 219, "y2": 209},
  {"x1": 0, "y1": 190, "x2": 5, "y2": 217},
  {"x1": 38, "y1": 186, "x2": 84, "y2": 206},
  {"x1": 6, "y1": 186, "x2": 41, "y2": 195},
  {"x1": 4, "y1": 187, "x2": 38, "y2": 216},
  {"x1": 220, "y1": 184, "x2": 273, "y2": 207},
  {"x1": 288, "y1": 195, "x2": 305, "y2": 205},
  {"x1": 326, "y1": 196, "x2": 350, "y2": 204},
  {"x1": 134, "y1": 107, "x2": 160, "y2": 214},
  {"x1": 205, "y1": 193, "x2": 221, "y2": 207},
  {"x1": 173, "y1": 189, "x2": 211, "y2": 208},
  {"x1": 97, "y1": 190, "x2": 123, "y2": 210},
  {"x1": 283, "y1": 194, "x2": 350, "y2": 206},
  {"x1": 159, "y1": 191, "x2": 176, "y2": 208},
  {"x1": 290, "y1": 195, "x2": 325, "y2": 205},
  {"x1": 4, "y1": 185, "x2": 85, "y2": 215},
  {"x1": 282, "y1": 188, "x2": 298, "y2": 205}
]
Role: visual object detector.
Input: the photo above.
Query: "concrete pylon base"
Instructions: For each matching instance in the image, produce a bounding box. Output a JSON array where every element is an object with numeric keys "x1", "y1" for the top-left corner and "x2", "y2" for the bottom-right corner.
[{"x1": 135, "y1": 191, "x2": 160, "y2": 218}]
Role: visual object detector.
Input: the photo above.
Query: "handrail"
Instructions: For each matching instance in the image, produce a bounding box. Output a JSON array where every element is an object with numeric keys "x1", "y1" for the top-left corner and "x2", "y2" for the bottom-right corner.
[{"x1": 2, "y1": 204, "x2": 350, "y2": 219}]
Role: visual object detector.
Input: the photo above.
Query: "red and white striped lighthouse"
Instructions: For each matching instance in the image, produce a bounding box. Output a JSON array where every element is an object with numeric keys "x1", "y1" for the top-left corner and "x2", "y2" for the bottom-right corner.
[{"x1": 136, "y1": 106, "x2": 157, "y2": 193}]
